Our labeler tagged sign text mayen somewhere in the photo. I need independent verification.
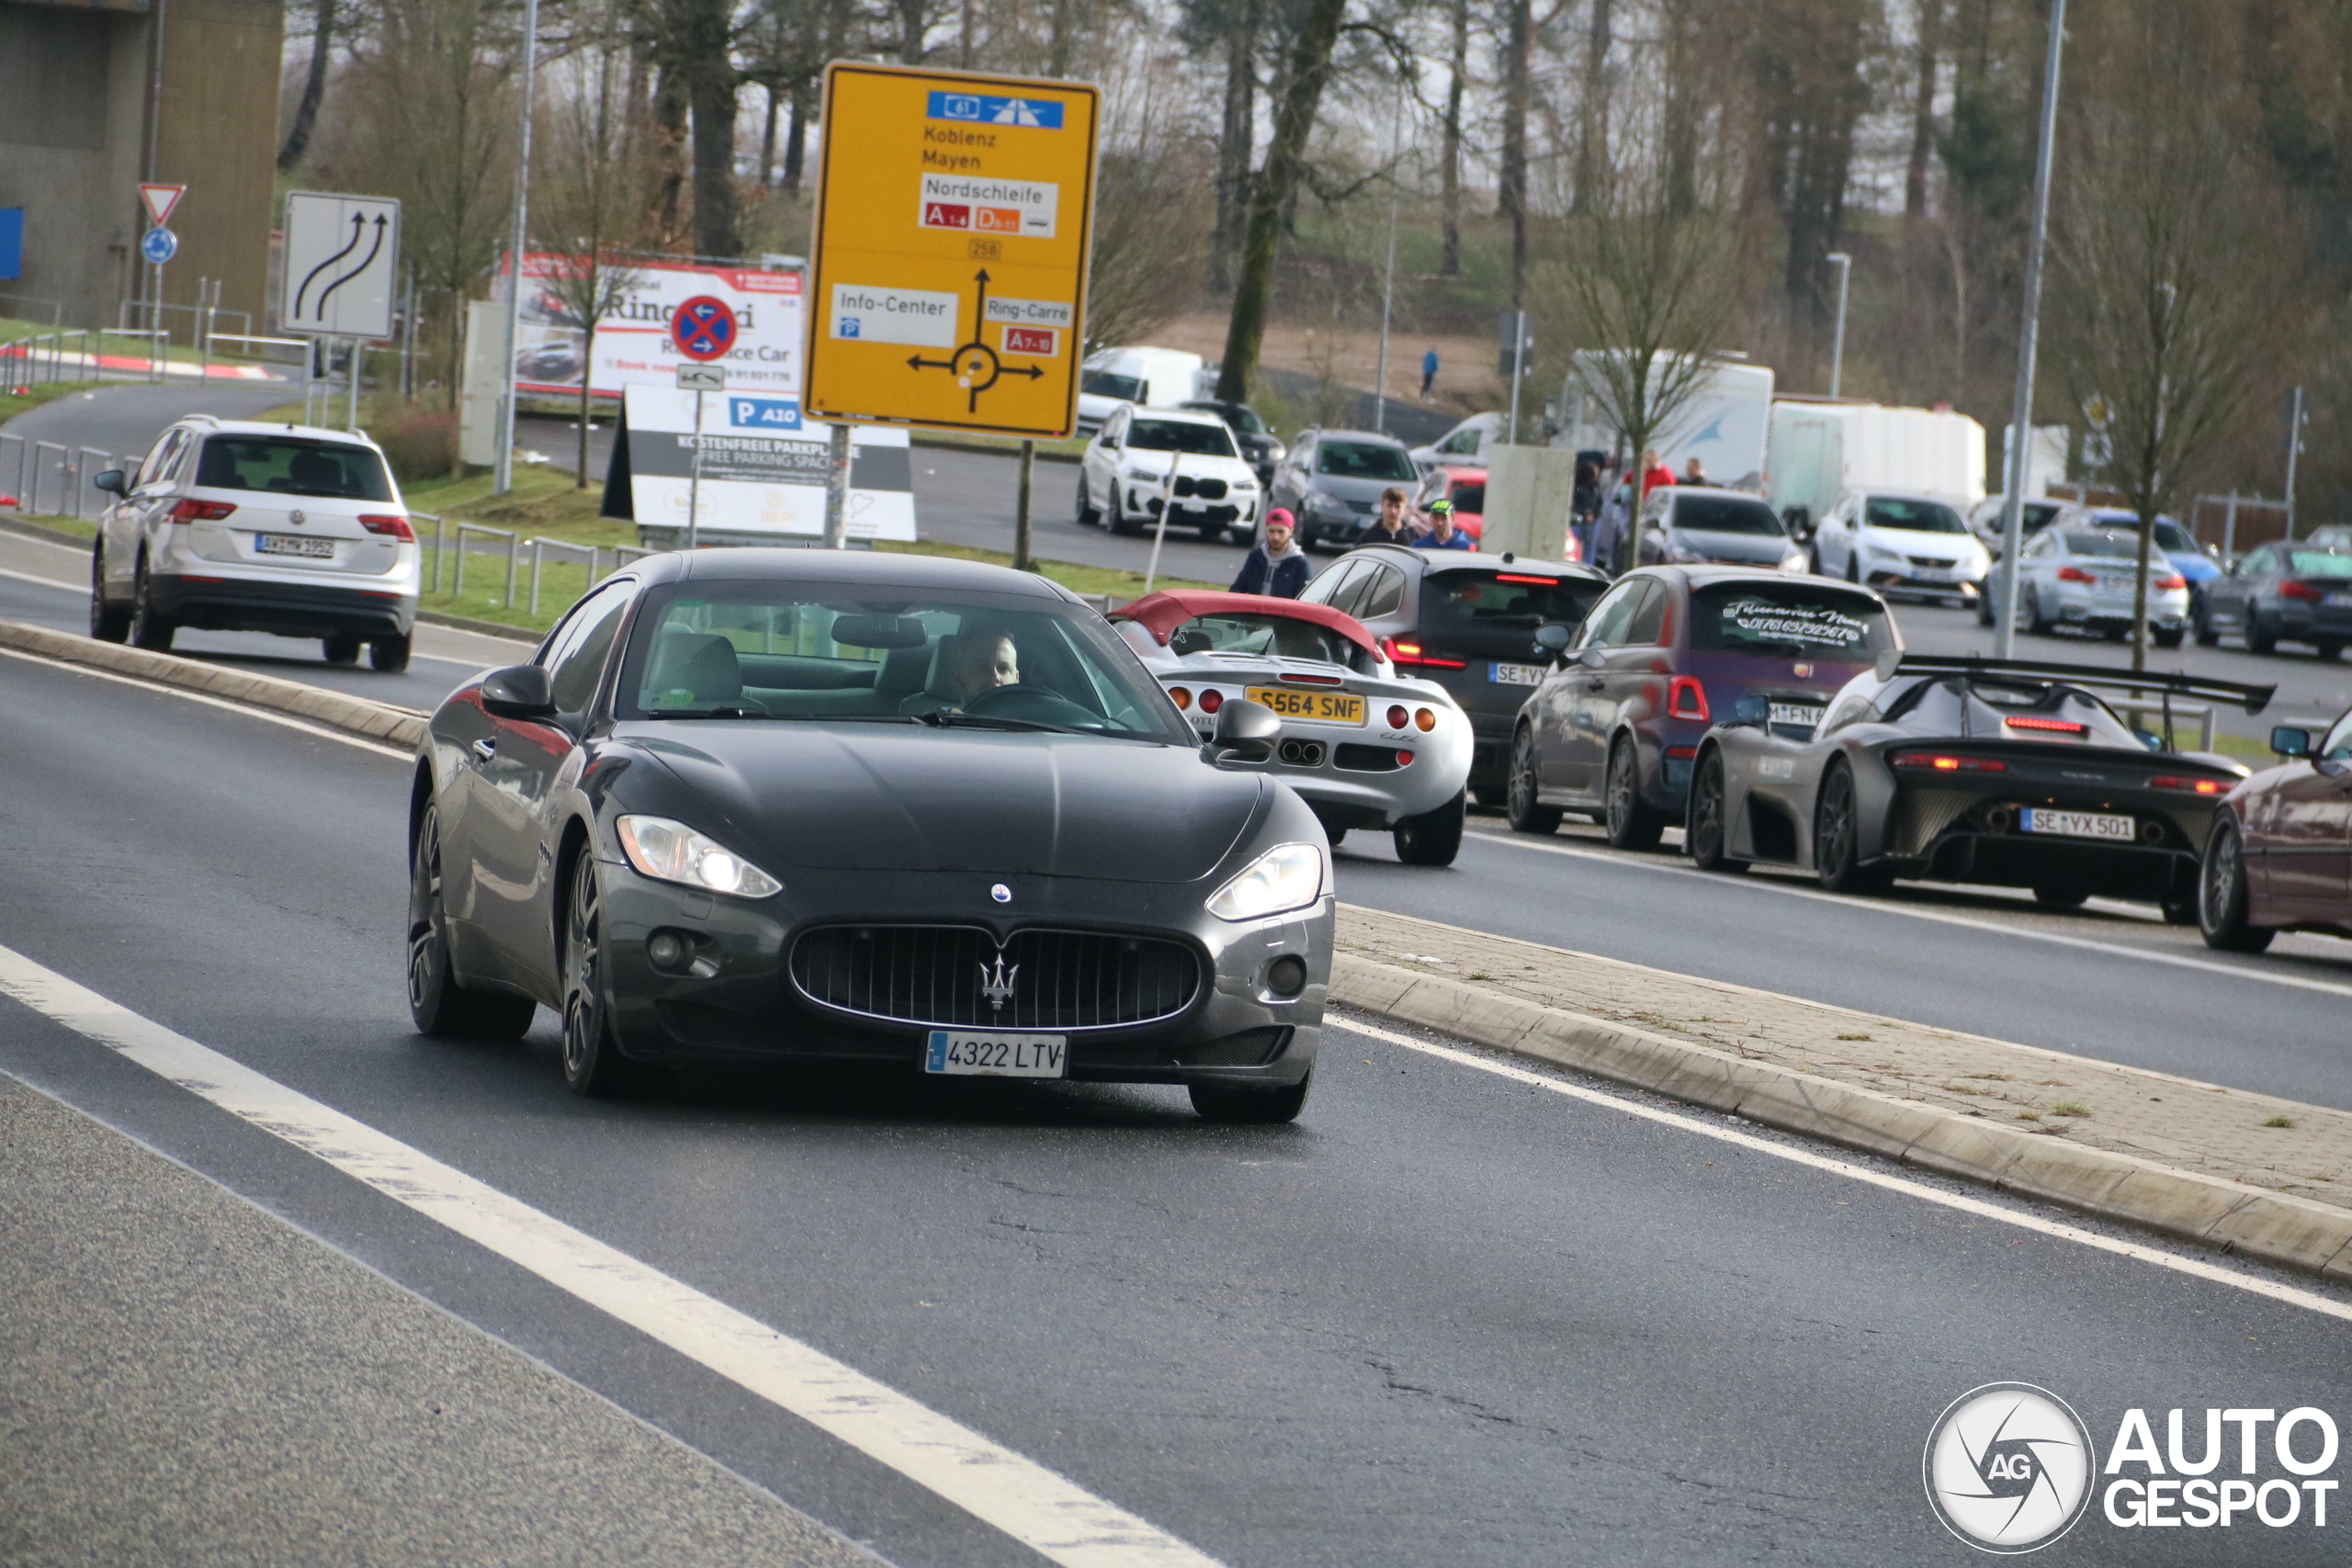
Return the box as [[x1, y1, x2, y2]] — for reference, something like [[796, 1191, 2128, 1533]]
[[804, 62, 1100, 439]]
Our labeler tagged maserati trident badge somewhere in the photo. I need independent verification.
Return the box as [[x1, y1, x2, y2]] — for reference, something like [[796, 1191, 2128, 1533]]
[[978, 953, 1019, 1012], [990, 883, 1012, 904]]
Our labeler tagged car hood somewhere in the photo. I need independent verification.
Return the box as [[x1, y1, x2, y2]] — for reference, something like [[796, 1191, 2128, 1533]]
[[1862, 526, 1983, 558], [620, 723, 1265, 882], [2167, 550, 2222, 582], [1675, 527, 1793, 564], [1115, 449, 1256, 480], [1307, 475, 1411, 504]]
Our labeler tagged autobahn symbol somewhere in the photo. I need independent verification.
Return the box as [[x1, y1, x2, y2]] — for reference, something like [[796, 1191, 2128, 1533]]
[[905, 270, 1046, 413], [671, 297, 739, 363], [279, 191, 401, 338]]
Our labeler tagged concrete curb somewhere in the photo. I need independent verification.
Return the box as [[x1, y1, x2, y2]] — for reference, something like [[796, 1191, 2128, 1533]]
[[1330, 951, 2352, 1283], [0, 619, 428, 751]]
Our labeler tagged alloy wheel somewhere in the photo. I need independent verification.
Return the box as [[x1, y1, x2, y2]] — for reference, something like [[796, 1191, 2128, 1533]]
[[561, 861, 605, 1084]]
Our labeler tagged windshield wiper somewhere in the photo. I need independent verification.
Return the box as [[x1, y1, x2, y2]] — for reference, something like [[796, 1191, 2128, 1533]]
[[913, 710, 1089, 736]]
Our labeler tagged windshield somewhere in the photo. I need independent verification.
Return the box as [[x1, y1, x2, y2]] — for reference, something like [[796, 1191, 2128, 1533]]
[[1864, 498, 1966, 535], [1693, 584, 1895, 656], [1676, 495, 1784, 536], [1418, 570, 1606, 632], [1317, 441, 1419, 481], [1188, 402, 1265, 434], [196, 436, 394, 501], [2151, 520, 2199, 553], [2289, 551, 2352, 579], [1166, 612, 1360, 667], [1128, 419, 1238, 457], [616, 582, 1192, 740], [1082, 370, 1142, 401], [1449, 481, 1486, 514], [2064, 530, 2141, 558]]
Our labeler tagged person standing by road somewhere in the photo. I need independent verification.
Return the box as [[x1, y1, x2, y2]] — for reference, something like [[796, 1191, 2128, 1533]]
[[1412, 499, 1474, 550], [1231, 509, 1312, 598], [1420, 347, 1439, 400], [1682, 457, 1709, 486], [1641, 448, 1677, 500], [1360, 487, 1417, 547], [1571, 458, 1601, 565]]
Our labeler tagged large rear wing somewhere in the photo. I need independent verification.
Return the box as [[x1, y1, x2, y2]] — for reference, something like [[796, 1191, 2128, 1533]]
[[1872, 652, 2274, 716]]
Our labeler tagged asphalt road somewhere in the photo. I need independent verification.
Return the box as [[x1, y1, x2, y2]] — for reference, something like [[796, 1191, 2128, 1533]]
[[4, 649, 2350, 1565]]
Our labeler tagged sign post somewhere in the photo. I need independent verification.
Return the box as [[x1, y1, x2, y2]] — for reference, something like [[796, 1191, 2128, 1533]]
[[671, 303, 737, 550], [805, 62, 1101, 547]]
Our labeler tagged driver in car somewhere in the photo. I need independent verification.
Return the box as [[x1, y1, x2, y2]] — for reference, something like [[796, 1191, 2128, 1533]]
[[900, 630, 1020, 716]]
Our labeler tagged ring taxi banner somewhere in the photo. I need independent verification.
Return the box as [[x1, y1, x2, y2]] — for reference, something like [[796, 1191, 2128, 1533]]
[[606, 385, 917, 542], [501, 254, 804, 400]]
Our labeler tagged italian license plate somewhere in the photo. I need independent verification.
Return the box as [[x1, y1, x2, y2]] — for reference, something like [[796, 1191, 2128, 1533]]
[[1768, 702, 1826, 729], [1246, 686, 1365, 724], [2019, 808, 2134, 842], [256, 533, 335, 559], [1490, 662, 1546, 686], [924, 1031, 1068, 1078]]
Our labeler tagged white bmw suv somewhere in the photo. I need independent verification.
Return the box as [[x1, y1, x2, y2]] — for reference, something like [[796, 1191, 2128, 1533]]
[[90, 416, 422, 671]]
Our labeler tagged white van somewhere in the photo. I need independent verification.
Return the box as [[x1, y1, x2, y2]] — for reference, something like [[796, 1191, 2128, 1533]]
[[1077, 347, 1205, 435], [1410, 412, 1506, 470]]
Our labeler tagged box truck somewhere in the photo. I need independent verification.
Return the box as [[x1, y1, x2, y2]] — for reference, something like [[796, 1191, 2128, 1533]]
[[1766, 400, 1987, 533], [1555, 354, 1776, 488]]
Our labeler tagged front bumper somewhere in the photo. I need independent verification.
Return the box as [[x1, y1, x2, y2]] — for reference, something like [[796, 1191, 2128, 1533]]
[[596, 861, 1330, 1087], [148, 571, 417, 638], [1863, 567, 1983, 599]]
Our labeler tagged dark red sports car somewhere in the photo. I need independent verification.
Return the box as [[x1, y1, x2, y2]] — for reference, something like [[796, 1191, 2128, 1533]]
[[2200, 705, 2352, 949]]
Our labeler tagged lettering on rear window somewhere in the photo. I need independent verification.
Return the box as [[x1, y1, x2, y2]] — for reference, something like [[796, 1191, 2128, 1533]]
[[1705, 594, 1882, 651]]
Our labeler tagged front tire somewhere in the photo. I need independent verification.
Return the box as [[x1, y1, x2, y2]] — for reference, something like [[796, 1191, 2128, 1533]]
[[1190, 1066, 1311, 1124], [1813, 761, 1890, 894], [1687, 748, 1747, 874], [408, 801, 537, 1039], [1603, 735, 1664, 852], [2199, 819, 2275, 953], [1393, 790, 1465, 866], [560, 856, 650, 1096], [89, 546, 130, 643], [1505, 727, 1562, 834], [128, 557, 174, 651]]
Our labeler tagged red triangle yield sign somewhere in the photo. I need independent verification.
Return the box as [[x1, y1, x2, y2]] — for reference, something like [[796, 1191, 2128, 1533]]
[[139, 184, 186, 228]]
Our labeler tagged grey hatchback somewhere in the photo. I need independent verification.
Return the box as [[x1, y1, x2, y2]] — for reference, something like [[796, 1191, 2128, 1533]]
[[1296, 545, 1608, 802], [1268, 429, 1424, 551]]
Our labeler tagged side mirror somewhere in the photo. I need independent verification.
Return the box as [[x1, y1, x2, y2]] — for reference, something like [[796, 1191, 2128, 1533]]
[[480, 663, 558, 720], [1532, 623, 1572, 659], [93, 468, 128, 496], [1575, 645, 1606, 670], [2272, 726, 2312, 759], [1204, 697, 1280, 764]]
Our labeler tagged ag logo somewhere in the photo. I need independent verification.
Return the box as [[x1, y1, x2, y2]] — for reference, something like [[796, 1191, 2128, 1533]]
[[1924, 1383, 2096, 1553]]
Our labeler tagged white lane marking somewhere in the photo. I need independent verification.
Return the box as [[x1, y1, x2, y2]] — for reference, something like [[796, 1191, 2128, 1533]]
[[0, 646, 415, 761], [0, 530, 92, 555], [1464, 829, 2352, 1000], [0, 564, 84, 592], [0, 942, 1225, 1568], [1329, 1012, 2352, 1325]]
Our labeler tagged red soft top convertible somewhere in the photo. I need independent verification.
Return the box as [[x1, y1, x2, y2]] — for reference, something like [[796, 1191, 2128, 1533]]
[[1108, 591, 1386, 666]]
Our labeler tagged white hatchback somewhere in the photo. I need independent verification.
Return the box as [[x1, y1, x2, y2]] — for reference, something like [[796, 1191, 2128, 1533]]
[[91, 416, 422, 671]]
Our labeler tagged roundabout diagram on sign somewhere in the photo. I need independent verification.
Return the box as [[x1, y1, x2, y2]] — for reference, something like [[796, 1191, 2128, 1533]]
[[905, 270, 1046, 413]]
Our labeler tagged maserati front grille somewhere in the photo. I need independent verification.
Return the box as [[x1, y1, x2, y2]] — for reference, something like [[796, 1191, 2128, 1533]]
[[788, 924, 1204, 1031]]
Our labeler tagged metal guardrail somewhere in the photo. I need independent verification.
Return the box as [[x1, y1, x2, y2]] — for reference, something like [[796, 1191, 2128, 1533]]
[[527, 537, 601, 615], [1, 434, 23, 505], [452, 523, 519, 607], [413, 512, 447, 594], [28, 441, 66, 515], [613, 546, 662, 567]]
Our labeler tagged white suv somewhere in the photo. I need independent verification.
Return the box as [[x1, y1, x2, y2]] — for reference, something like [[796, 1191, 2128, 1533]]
[[1076, 404, 1261, 543], [90, 416, 422, 671]]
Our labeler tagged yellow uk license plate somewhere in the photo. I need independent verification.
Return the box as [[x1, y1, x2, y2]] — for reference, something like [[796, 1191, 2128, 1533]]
[[1246, 686, 1366, 725]]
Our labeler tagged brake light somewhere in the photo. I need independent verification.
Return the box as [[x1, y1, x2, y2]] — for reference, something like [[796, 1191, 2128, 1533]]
[[2149, 774, 2225, 795], [358, 513, 415, 541], [1386, 704, 1409, 729], [1199, 688, 1224, 715], [2282, 581, 2325, 602], [1893, 753, 2007, 773], [1170, 687, 1192, 710], [1666, 675, 1709, 721], [2005, 716, 2087, 735], [2055, 566, 2097, 583], [167, 500, 236, 523], [2154, 572, 2186, 591], [1380, 637, 1468, 670], [1494, 573, 1559, 586]]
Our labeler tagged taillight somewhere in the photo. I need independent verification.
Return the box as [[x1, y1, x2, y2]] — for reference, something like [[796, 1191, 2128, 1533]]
[[358, 513, 415, 541], [1395, 750, 1415, 767], [1893, 752, 2007, 773], [1385, 704, 1409, 729], [1199, 688, 1224, 715], [1380, 637, 1468, 670], [1413, 707, 1436, 732], [1666, 675, 1709, 721], [1494, 573, 1559, 586], [2005, 716, 2086, 735], [2055, 566, 2097, 583], [2281, 581, 2325, 602], [167, 500, 236, 523], [2154, 572, 2186, 591], [1170, 686, 1192, 710], [2149, 774, 2226, 795]]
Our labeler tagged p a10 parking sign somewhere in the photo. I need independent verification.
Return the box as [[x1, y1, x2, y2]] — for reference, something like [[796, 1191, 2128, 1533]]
[[805, 62, 1099, 439]]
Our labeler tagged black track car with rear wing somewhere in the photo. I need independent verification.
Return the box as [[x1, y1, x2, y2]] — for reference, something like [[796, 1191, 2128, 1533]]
[[1684, 653, 2274, 920]]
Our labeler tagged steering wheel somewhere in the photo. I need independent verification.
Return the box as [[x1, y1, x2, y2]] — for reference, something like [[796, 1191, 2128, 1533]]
[[963, 682, 1106, 729]]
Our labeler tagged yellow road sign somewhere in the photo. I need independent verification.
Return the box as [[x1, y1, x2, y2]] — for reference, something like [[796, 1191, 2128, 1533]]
[[804, 62, 1100, 440]]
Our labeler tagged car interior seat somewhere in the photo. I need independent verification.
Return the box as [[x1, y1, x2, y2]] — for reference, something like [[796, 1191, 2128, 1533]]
[[644, 632, 744, 707]]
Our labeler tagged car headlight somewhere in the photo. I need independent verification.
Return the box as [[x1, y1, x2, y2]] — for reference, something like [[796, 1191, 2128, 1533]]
[[1234, 478, 1259, 491], [1207, 842, 1324, 921], [1780, 549, 1809, 572], [1125, 465, 1159, 482], [1667, 542, 1703, 563], [1864, 542, 1902, 563], [616, 814, 782, 898], [1307, 490, 1352, 517]]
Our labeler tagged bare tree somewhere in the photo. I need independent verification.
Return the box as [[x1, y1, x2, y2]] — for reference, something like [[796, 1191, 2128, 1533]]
[[2049, 14, 2312, 671], [279, 0, 342, 170]]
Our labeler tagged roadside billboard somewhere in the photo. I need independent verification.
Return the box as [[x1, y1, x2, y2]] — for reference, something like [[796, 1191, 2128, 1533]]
[[613, 384, 916, 542], [502, 254, 804, 400]]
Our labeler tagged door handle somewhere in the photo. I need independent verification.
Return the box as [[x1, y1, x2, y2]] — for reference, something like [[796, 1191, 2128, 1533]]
[[1585, 677, 1606, 692], [470, 738, 497, 763]]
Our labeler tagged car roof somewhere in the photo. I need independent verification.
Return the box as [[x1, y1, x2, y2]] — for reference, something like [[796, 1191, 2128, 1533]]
[[1664, 485, 1771, 503], [174, 414, 386, 450], [1310, 429, 1411, 447], [1343, 542, 1600, 581], [649, 546, 1073, 598], [1852, 489, 1964, 507], [1107, 590, 1384, 661], [1121, 407, 1230, 430]]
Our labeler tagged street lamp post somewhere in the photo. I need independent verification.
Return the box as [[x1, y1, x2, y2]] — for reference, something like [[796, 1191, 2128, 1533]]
[[492, 0, 542, 497], [1826, 252, 1852, 399], [1993, 0, 2067, 660]]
